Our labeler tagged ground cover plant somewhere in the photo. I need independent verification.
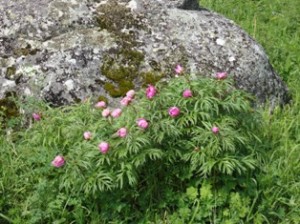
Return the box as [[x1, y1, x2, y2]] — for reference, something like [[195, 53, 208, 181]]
[[200, 0, 300, 223], [1, 0, 300, 223], [1, 72, 265, 223]]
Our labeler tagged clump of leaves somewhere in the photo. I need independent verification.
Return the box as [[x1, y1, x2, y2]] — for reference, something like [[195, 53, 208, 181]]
[[1, 74, 264, 223]]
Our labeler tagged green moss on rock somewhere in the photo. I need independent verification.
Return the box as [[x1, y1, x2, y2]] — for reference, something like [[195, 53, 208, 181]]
[[0, 93, 19, 129], [13, 44, 38, 57], [101, 48, 144, 80], [96, 0, 147, 98], [96, 0, 143, 36], [141, 71, 164, 86], [96, 0, 168, 98], [104, 80, 135, 98], [97, 95, 108, 103], [5, 66, 17, 80]]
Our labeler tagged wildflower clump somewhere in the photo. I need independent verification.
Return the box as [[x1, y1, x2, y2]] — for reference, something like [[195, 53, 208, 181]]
[[3, 71, 263, 223]]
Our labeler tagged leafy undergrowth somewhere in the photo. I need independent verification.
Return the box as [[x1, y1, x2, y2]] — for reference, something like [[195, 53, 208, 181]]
[[200, 0, 300, 223], [0, 74, 266, 223], [1, 72, 299, 223]]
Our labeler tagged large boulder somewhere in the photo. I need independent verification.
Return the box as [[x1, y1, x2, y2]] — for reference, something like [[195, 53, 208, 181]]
[[0, 0, 290, 107]]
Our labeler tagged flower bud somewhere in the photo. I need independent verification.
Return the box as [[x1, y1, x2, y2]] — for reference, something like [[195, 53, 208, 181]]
[[98, 142, 109, 154], [216, 72, 228, 80], [137, 118, 149, 129], [51, 155, 65, 168], [126, 90, 135, 98], [175, 64, 183, 74], [183, 89, 193, 98], [117, 127, 128, 138], [95, 101, 106, 108], [111, 108, 122, 118], [168, 107, 180, 117], [102, 108, 110, 117], [83, 131, 92, 140], [212, 126, 219, 134], [146, 85, 157, 99], [120, 96, 132, 106], [32, 113, 41, 121]]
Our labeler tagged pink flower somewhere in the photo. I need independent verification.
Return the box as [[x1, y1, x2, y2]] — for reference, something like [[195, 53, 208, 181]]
[[212, 126, 219, 134], [137, 118, 149, 129], [168, 107, 180, 117], [146, 84, 157, 99], [117, 127, 128, 138], [183, 89, 193, 98], [126, 90, 135, 98], [83, 131, 92, 140], [120, 96, 132, 106], [111, 108, 122, 118], [102, 108, 110, 117], [32, 113, 41, 121], [216, 72, 228, 80], [51, 155, 65, 168], [175, 64, 184, 74], [98, 142, 109, 154], [95, 101, 106, 108]]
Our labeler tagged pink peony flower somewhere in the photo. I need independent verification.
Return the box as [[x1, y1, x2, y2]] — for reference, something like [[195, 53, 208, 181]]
[[32, 113, 41, 121], [183, 89, 193, 98], [98, 142, 109, 154], [137, 118, 149, 129], [120, 96, 132, 106], [212, 126, 219, 134], [83, 131, 92, 140], [216, 72, 228, 80], [111, 108, 122, 118], [146, 84, 157, 99], [126, 90, 135, 98], [168, 107, 180, 117], [117, 127, 128, 138], [51, 155, 65, 168], [175, 64, 184, 74], [95, 101, 106, 109], [102, 108, 110, 117]]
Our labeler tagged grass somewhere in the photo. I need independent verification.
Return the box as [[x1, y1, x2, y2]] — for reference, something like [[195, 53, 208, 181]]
[[200, 0, 300, 222], [200, 0, 300, 82]]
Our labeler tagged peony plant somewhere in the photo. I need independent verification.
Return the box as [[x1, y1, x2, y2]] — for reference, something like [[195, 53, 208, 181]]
[[2, 70, 263, 223]]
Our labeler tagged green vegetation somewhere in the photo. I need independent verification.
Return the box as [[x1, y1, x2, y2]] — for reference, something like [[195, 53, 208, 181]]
[[200, 0, 300, 222], [0, 75, 266, 223], [0, 0, 299, 223], [201, 0, 300, 82]]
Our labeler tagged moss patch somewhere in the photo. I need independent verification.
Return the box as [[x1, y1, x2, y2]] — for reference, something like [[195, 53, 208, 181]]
[[141, 71, 164, 86], [96, 0, 144, 39], [5, 66, 17, 80], [104, 80, 134, 98], [101, 48, 144, 97], [97, 95, 108, 104], [101, 49, 144, 82], [97, 0, 161, 97], [0, 92, 19, 130], [13, 44, 38, 57], [96, 0, 177, 97]]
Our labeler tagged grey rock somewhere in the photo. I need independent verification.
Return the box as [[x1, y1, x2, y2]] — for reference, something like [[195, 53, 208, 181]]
[[0, 0, 290, 107]]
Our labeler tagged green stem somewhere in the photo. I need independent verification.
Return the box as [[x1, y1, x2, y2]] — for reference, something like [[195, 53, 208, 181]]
[[189, 199, 200, 224], [0, 213, 13, 223]]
